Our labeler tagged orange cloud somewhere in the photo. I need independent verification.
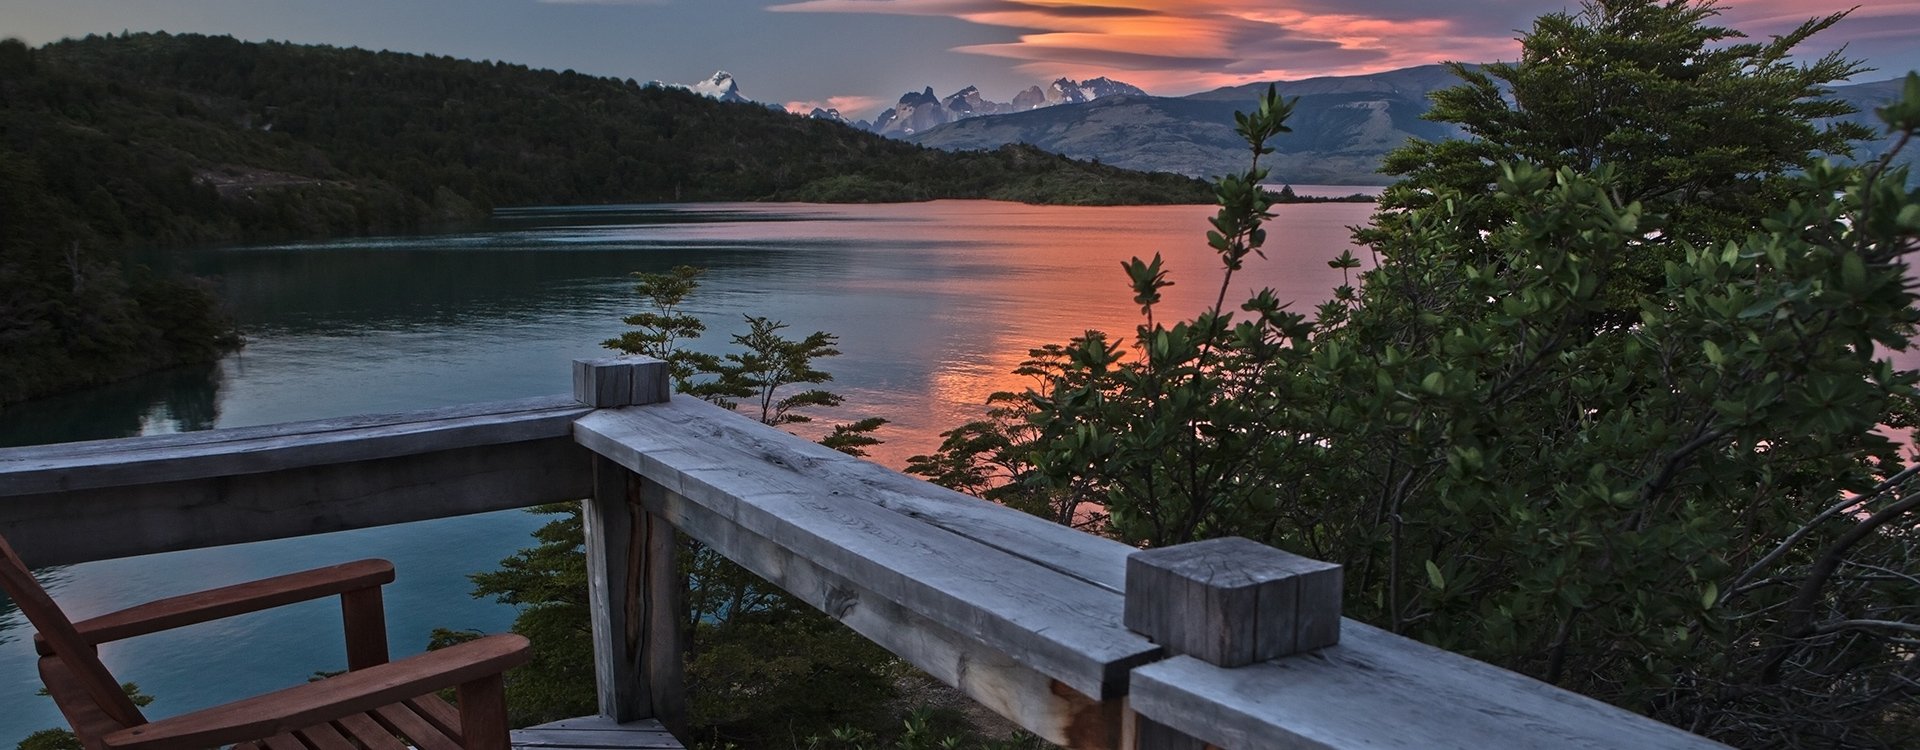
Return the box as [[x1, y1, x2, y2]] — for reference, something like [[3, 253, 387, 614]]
[[769, 0, 1892, 93]]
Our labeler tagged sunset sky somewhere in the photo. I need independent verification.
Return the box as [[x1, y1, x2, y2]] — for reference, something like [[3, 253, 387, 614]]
[[6, 0, 1917, 119]]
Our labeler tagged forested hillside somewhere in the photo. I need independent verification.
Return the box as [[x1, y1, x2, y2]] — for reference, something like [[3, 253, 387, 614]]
[[11, 31, 1207, 232], [0, 32, 1208, 404]]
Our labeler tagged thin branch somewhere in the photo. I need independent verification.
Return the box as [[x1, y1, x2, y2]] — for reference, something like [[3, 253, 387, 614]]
[[1727, 463, 1920, 599]]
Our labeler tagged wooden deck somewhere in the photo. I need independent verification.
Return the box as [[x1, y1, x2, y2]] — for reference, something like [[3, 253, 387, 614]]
[[512, 716, 683, 750], [0, 357, 1735, 749]]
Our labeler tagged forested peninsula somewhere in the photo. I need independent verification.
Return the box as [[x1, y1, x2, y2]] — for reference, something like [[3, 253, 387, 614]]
[[0, 32, 1210, 405]]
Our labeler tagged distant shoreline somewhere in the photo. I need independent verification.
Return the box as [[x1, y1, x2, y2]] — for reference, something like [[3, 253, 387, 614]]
[[1267, 183, 1382, 203], [1265, 183, 1386, 197]]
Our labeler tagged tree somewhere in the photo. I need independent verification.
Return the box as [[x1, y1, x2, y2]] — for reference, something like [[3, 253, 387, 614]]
[[600, 265, 717, 389], [473, 267, 897, 743], [602, 267, 887, 454], [909, 86, 1325, 543], [1305, 150, 1919, 746], [914, 3, 1920, 745], [1362, 0, 1870, 317], [1300, 8, 1919, 743]]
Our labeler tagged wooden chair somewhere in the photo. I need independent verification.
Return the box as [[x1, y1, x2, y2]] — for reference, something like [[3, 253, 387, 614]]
[[0, 532, 530, 750]]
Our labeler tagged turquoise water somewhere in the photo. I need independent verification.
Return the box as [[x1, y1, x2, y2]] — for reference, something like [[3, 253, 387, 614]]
[[0, 200, 1372, 739]]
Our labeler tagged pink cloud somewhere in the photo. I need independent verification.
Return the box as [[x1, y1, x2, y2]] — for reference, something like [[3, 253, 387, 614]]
[[784, 94, 885, 115], [769, 0, 1896, 93]]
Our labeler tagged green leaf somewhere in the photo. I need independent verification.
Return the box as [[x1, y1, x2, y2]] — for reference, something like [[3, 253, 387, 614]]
[[1841, 252, 1866, 292], [1425, 560, 1446, 591]]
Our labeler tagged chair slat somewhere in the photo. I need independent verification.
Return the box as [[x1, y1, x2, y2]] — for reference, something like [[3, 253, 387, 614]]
[[338, 713, 410, 750], [372, 703, 461, 750], [297, 721, 360, 750], [261, 731, 307, 750], [405, 695, 463, 741]]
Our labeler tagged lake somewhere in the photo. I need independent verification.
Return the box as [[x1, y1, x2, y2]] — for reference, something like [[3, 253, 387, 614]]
[[0, 198, 1374, 740]]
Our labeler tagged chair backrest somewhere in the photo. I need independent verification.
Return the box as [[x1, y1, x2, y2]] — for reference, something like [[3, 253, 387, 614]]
[[0, 532, 147, 727]]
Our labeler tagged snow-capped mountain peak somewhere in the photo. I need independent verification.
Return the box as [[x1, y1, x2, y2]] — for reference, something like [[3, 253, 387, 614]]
[[865, 76, 1146, 136], [649, 70, 754, 104], [1048, 77, 1089, 105], [691, 71, 746, 103], [1079, 76, 1147, 99]]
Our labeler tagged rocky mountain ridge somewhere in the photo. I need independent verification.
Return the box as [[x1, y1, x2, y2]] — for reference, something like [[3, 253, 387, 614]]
[[647, 65, 1911, 185], [866, 76, 1148, 136], [906, 64, 1912, 185]]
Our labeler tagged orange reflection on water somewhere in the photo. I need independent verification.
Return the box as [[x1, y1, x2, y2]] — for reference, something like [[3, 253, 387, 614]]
[[774, 200, 1379, 469]]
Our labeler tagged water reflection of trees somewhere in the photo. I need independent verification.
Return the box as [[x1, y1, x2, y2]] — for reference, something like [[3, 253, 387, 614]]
[[0, 362, 223, 448], [0, 566, 68, 645]]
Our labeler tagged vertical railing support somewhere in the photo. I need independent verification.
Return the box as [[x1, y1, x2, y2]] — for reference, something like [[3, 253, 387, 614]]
[[1121, 536, 1342, 749], [340, 586, 390, 670], [578, 356, 685, 733], [574, 355, 672, 408]]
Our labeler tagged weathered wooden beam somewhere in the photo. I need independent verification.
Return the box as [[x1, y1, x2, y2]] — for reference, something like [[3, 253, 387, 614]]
[[1128, 621, 1732, 750], [509, 716, 683, 750], [586, 454, 646, 723], [578, 356, 683, 734], [0, 437, 593, 567], [1121, 708, 1206, 750], [584, 458, 686, 733], [0, 395, 589, 496], [643, 483, 1122, 748], [635, 488, 685, 737], [574, 398, 1162, 702], [574, 385, 1132, 591]]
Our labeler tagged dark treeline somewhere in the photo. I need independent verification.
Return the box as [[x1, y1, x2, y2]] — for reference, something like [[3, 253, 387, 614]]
[[0, 149, 237, 406], [14, 31, 1210, 233], [0, 32, 1210, 404]]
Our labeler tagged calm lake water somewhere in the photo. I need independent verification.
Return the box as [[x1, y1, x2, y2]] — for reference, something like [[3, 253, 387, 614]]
[[0, 198, 1373, 740]]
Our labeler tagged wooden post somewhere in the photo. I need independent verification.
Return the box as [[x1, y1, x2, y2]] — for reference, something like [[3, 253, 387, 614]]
[[578, 356, 685, 732], [573, 355, 671, 408], [1122, 537, 1342, 749], [635, 477, 687, 734], [340, 587, 390, 670], [457, 672, 512, 750]]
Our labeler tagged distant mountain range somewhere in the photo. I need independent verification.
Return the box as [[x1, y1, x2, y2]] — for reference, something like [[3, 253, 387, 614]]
[[669, 68, 1443, 183], [903, 64, 1914, 185], [652, 65, 1912, 185], [1817, 76, 1920, 174], [865, 77, 1148, 136], [659, 71, 1149, 136]]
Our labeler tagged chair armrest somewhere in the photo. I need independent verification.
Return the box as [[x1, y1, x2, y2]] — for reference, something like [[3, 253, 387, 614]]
[[98, 633, 529, 750], [35, 559, 394, 656]]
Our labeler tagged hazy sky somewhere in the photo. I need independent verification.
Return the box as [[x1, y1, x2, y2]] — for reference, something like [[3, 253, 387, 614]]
[[5, 0, 1916, 119]]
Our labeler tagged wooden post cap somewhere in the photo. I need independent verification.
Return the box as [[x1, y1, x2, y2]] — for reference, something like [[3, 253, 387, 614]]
[[1124, 536, 1342, 667], [573, 356, 671, 407]]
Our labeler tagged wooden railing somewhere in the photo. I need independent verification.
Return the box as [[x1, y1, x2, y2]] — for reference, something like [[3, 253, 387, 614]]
[[0, 356, 1729, 749]]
